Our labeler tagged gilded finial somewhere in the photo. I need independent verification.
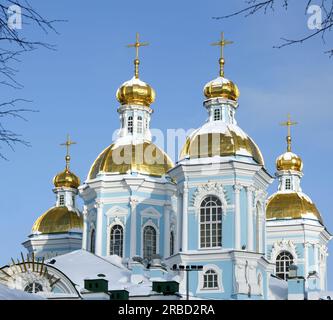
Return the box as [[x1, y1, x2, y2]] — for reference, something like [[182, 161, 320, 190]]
[[60, 134, 77, 170], [280, 114, 298, 152], [211, 32, 234, 77], [126, 33, 149, 79]]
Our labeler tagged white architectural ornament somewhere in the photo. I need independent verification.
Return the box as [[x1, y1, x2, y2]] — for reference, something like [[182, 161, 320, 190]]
[[269, 239, 298, 262], [191, 182, 229, 214]]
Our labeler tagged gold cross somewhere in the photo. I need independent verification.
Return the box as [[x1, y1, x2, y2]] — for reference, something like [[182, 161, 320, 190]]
[[280, 114, 297, 152], [60, 134, 76, 169], [211, 32, 234, 77], [126, 33, 149, 78]]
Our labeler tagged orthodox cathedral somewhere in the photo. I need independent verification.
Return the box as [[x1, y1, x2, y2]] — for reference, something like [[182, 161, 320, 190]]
[[0, 33, 331, 300]]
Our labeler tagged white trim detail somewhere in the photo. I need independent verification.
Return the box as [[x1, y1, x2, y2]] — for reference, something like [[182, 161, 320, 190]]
[[196, 264, 224, 294], [141, 206, 162, 221], [269, 239, 298, 263], [106, 219, 125, 258], [191, 182, 228, 216], [141, 220, 160, 258]]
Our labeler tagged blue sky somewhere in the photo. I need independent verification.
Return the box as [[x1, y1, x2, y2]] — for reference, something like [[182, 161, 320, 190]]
[[0, 1, 332, 289]]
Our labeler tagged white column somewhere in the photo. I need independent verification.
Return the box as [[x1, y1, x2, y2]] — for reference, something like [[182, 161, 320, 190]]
[[247, 186, 254, 251], [234, 185, 242, 250], [176, 191, 182, 253], [314, 244, 319, 272], [182, 184, 188, 252], [304, 242, 309, 279], [164, 204, 171, 257], [82, 205, 88, 250], [130, 198, 138, 257], [95, 200, 104, 256]]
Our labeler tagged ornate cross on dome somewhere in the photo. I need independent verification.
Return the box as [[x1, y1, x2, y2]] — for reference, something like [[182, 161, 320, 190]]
[[60, 134, 76, 170], [211, 32, 234, 77], [127, 33, 149, 78], [280, 114, 298, 152]]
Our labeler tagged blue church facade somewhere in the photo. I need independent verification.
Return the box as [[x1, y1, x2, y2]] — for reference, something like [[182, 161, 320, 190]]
[[18, 34, 331, 300]]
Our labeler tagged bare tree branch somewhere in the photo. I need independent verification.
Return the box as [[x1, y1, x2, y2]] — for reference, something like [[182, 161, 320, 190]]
[[213, 0, 333, 57], [0, 0, 62, 159]]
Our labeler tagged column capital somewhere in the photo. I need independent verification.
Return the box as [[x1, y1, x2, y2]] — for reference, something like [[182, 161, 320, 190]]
[[234, 184, 243, 193], [94, 199, 104, 209], [246, 185, 256, 193], [129, 197, 139, 209]]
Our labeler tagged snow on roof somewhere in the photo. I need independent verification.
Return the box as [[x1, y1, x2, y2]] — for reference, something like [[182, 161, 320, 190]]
[[269, 276, 287, 300], [45, 250, 156, 296], [0, 284, 44, 300]]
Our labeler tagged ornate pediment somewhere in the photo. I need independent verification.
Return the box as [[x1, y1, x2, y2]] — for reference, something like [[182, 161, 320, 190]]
[[191, 182, 229, 212]]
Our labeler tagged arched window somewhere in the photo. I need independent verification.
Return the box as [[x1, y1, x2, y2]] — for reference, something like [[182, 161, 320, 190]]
[[276, 251, 294, 280], [200, 196, 222, 248], [170, 231, 174, 256], [137, 116, 143, 134], [90, 229, 96, 254], [110, 225, 123, 257], [59, 195, 65, 206], [203, 269, 218, 289], [143, 225, 156, 260], [214, 108, 221, 121], [128, 116, 133, 134], [24, 282, 43, 294]]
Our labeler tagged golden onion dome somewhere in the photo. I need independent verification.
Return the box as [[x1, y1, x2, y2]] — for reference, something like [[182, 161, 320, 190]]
[[266, 192, 323, 224], [180, 122, 264, 165], [116, 76, 156, 107], [276, 151, 303, 172], [203, 76, 240, 101], [88, 141, 174, 179], [53, 166, 80, 189], [32, 206, 83, 234]]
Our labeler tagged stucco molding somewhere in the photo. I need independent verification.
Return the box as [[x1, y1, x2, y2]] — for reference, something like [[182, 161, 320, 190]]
[[269, 239, 299, 263], [190, 182, 229, 216]]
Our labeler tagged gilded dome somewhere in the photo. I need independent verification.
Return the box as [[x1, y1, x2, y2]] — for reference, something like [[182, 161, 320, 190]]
[[116, 76, 155, 107], [88, 141, 174, 179], [32, 206, 83, 234], [204, 76, 240, 101], [53, 168, 80, 189], [266, 192, 323, 224], [180, 122, 264, 165], [276, 151, 303, 172]]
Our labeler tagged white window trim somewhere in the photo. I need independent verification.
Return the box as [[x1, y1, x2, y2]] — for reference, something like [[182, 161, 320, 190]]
[[107, 219, 125, 258], [141, 220, 160, 258], [88, 224, 96, 253], [196, 264, 224, 294]]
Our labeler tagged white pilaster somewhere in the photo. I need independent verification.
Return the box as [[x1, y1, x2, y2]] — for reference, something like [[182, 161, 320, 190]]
[[130, 197, 138, 257], [95, 200, 104, 256], [82, 205, 88, 250], [304, 242, 309, 279], [247, 186, 254, 251], [164, 204, 171, 257], [234, 184, 242, 250], [182, 184, 189, 252], [177, 190, 183, 252]]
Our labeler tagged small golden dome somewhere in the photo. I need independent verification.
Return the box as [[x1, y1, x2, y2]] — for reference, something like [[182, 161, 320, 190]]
[[276, 151, 303, 172], [88, 141, 174, 179], [266, 192, 323, 224], [53, 169, 80, 189], [204, 76, 240, 101], [180, 123, 264, 165], [116, 77, 156, 107], [32, 207, 83, 234]]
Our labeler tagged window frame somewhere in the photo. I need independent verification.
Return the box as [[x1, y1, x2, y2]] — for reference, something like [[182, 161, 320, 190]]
[[109, 224, 124, 257], [143, 225, 157, 260], [276, 251, 294, 280], [199, 196, 223, 249]]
